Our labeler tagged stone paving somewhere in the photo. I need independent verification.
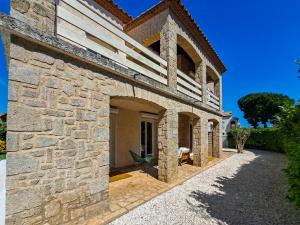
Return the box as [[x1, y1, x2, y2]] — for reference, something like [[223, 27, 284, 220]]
[[87, 152, 234, 225]]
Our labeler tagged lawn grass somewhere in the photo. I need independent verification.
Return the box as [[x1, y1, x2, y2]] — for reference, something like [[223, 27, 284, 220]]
[[0, 153, 6, 161]]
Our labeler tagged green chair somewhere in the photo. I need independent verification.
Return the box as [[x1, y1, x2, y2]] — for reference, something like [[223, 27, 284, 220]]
[[129, 151, 157, 175]]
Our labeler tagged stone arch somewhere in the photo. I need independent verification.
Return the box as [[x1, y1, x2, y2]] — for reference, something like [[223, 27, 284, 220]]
[[178, 111, 204, 167], [177, 34, 202, 65], [109, 96, 179, 182]]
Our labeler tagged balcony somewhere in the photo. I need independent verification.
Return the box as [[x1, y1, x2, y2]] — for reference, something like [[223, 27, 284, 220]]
[[207, 89, 220, 110], [56, 0, 220, 111]]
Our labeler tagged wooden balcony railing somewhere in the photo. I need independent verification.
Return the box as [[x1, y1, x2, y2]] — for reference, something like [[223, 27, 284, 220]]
[[176, 69, 202, 101], [56, 0, 168, 85], [207, 89, 220, 110]]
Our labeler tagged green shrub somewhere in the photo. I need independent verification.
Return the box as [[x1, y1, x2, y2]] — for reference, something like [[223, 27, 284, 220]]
[[246, 128, 284, 152], [0, 140, 5, 153], [228, 128, 284, 152], [0, 121, 6, 141], [280, 105, 300, 207]]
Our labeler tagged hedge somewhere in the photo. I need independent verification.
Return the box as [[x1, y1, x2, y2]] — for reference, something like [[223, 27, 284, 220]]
[[228, 128, 284, 152], [280, 106, 300, 207]]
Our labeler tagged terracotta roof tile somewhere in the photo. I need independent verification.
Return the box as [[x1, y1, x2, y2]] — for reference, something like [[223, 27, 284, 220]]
[[94, 0, 132, 24]]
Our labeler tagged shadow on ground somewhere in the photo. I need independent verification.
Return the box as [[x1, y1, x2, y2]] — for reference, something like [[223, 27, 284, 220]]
[[187, 150, 300, 225]]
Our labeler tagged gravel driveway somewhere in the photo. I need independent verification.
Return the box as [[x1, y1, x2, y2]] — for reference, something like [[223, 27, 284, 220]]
[[109, 150, 300, 225]]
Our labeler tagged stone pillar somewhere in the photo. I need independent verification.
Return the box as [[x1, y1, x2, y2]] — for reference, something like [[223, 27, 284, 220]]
[[200, 118, 209, 166], [10, 0, 56, 35], [192, 118, 202, 167], [158, 109, 178, 182], [200, 62, 207, 104], [212, 121, 222, 158], [160, 14, 177, 92], [6, 38, 110, 225]]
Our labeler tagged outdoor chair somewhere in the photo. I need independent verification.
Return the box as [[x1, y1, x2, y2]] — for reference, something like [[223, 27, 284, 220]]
[[129, 150, 157, 175]]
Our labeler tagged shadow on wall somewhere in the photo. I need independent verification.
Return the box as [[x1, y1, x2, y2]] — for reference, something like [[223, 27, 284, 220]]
[[186, 150, 300, 225]]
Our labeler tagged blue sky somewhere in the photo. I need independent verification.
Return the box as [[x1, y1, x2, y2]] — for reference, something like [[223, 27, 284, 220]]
[[0, 0, 300, 126]]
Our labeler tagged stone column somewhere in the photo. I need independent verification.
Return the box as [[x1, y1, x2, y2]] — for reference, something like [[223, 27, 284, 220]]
[[200, 62, 207, 104], [192, 118, 202, 167], [200, 118, 209, 166], [212, 121, 222, 158], [158, 109, 178, 182], [160, 14, 177, 93], [10, 0, 56, 35]]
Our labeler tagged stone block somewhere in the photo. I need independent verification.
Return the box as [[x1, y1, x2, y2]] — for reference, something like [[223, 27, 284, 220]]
[[60, 138, 76, 150], [93, 126, 109, 142], [36, 136, 58, 148], [10, 62, 40, 86], [71, 98, 85, 107], [45, 200, 61, 218], [83, 112, 96, 121], [53, 119, 64, 136], [6, 132, 19, 152], [8, 82, 18, 101], [46, 78, 60, 89], [75, 159, 91, 169], [74, 131, 88, 139], [8, 104, 43, 132], [6, 189, 42, 215], [56, 158, 73, 169], [7, 154, 38, 175], [11, 0, 30, 14], [32, 52, 55, 65]]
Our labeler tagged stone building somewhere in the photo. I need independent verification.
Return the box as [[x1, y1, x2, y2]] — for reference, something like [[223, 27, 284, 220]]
[[1, 0, 226, 224]]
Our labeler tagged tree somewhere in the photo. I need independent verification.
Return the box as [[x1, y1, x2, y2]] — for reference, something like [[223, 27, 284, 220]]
[[231, 128, 251, 153], [238, 93, 294, 128], [296, 59, 300, 78], [0, 121, 6, 141]]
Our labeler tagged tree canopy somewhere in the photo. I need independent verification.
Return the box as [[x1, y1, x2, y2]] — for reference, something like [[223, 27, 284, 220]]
[[238, 93, 294, 128]]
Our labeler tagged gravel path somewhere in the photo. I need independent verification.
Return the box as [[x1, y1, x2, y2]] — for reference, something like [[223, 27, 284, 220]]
[[109, 150, 300, 225]]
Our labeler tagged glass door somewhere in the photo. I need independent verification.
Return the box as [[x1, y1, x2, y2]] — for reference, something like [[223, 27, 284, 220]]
[[140, 120, 154, 158]]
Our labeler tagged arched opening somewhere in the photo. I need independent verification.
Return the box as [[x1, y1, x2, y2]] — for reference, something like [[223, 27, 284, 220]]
[[206, 66, 220, 96], [110, 96, 165, 169], [177, 35, 201, 79], [178, 112, 203, 167]]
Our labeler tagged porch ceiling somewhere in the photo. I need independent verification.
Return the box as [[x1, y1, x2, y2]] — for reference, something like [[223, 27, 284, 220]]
[[110, 97, 164, 114]]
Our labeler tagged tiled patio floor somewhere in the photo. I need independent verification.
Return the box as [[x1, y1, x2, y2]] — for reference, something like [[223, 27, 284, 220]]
[[87, 152, 234, 225]]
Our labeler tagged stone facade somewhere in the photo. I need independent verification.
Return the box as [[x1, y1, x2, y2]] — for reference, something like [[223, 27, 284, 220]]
[[2, 0, 226, 224]]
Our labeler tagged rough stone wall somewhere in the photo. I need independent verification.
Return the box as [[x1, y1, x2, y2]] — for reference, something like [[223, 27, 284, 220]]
[[11, 0, 56, 34], [6, 37, 110, 225]]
